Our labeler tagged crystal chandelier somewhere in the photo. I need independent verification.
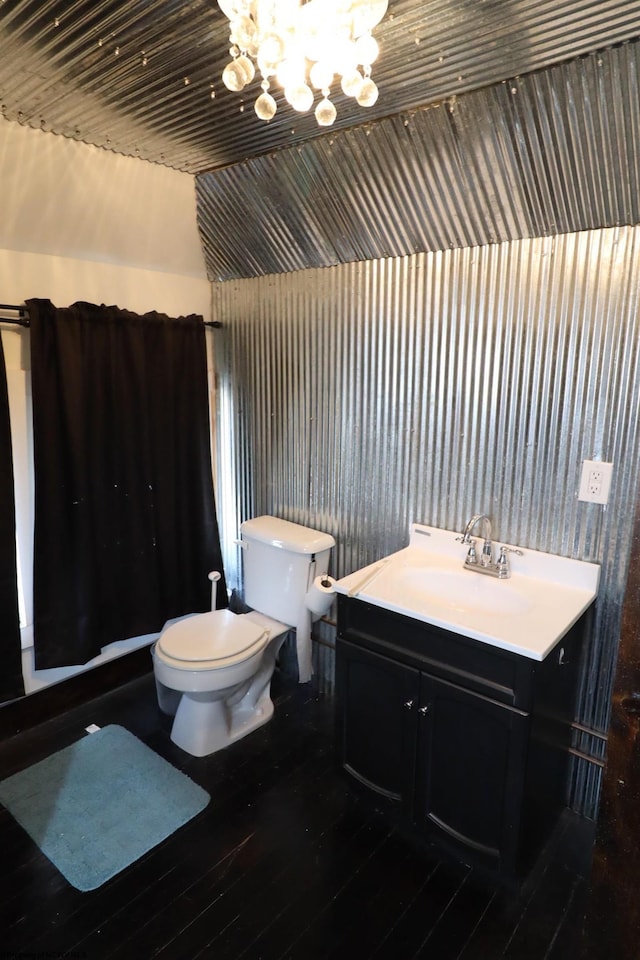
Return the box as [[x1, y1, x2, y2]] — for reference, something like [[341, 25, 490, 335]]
[[217, 0, 388, 126]]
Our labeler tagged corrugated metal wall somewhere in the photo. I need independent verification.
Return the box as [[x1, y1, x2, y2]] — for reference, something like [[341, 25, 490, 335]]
[[197, 41, 640, 280], [212, 227, 640, 817]]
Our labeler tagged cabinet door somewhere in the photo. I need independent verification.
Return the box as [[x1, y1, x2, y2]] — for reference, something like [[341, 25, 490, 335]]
[[415, 674, 529, 871], [336, 640, 419, 812]]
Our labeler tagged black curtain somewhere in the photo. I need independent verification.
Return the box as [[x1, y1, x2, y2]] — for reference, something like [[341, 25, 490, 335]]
[[28, 299, 227, 669], [0, 335, 25, 701]]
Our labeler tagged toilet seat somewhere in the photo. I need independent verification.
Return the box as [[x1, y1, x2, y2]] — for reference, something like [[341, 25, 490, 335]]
[[156, 609, 269, 671]]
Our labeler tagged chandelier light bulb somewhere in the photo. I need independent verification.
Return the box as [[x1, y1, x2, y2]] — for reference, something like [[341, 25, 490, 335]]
[[356, 76, 379, 107], [236, 54, 255, 85], [286, 83, 314, 112], [354, 33, 379, 66], [257, 32, 286, 76], [315, 96, 337, 126], [231, 14, 256, 50], [309, 61, 334, 91], [255, 90, 277, 120], [351, 0, 389, 36], [217, 0, 387, 126], [277, 57, 305, 90], [217, 0, 244, 19], [299, 0, 343, 63], [222, 59, 249, 92], [341, 68, 364, 98]]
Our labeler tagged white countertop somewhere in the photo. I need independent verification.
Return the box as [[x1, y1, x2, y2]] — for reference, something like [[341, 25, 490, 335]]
[[334, 523, 600, 661]]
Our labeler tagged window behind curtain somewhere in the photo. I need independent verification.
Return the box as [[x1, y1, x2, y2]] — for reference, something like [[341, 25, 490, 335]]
[[0, 331, 25, 700], [28, 299, 227, 670]]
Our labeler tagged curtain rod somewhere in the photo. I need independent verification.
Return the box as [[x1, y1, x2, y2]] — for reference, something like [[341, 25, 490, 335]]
[[0, 303, 223, 329], [0, 303, 29, 327]]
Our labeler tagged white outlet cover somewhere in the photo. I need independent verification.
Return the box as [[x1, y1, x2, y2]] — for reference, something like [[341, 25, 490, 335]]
[[578, 460, 613, 504]]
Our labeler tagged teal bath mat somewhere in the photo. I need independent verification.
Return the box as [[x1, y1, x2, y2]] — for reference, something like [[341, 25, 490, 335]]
[[0, 724, 210, 891]]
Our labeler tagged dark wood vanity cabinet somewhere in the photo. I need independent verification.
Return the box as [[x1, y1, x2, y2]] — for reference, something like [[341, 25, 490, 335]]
[[336, 594, 588, 880]]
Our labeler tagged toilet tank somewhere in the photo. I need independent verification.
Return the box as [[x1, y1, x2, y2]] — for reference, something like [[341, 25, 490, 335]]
[[240, 516, 335, 626]]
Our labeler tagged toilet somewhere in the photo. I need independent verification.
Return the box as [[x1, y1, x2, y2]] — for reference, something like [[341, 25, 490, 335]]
[[151, 515, 335, 757]]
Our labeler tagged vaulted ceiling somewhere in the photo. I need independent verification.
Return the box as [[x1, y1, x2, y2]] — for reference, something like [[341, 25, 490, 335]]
[[1, 0, 639, 174], [2, 1, 640, 279]]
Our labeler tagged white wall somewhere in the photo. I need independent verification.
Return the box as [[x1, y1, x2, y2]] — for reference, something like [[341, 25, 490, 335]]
[[0, 114, 211, 327], [0, 116, 209, 282], [0, 116, 214, 695], [0, 249, 211, 318]]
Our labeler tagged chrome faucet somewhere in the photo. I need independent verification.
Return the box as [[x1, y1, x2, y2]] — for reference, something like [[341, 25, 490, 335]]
[[461, 514, 493, 565], [459, 514, 512, 579]]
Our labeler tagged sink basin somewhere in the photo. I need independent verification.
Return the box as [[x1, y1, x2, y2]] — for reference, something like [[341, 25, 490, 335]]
[[391, 565, 532, 616], [334, 523, 600, 661]]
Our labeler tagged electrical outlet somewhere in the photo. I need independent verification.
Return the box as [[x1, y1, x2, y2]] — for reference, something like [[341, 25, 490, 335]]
[[578, 460, 613, 504]]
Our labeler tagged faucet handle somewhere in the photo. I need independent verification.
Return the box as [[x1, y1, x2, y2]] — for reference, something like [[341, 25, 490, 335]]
[[496, 546, 510, 578], [496, 545, 524, 579], [499, 545, 524, 557]]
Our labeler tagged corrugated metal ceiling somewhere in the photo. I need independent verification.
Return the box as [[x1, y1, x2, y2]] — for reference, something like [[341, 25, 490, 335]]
[[197, 41, 640, 279], [1, 1, 640, 174]]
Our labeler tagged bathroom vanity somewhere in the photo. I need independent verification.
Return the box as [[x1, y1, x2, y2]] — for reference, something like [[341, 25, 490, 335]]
[[334, 523, 599, 881]]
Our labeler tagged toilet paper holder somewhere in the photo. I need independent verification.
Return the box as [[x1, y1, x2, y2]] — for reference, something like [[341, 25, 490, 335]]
[[305, 574, 337, 618]]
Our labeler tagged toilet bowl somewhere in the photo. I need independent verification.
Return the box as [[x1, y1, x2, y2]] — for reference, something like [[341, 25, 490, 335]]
[[152, 608, 289, 757], [151, 515, 336, 758]]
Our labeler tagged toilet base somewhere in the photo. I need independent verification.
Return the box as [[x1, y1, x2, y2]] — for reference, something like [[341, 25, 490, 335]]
[[155, 624, 287, 757], [170, 686, 275, 757]]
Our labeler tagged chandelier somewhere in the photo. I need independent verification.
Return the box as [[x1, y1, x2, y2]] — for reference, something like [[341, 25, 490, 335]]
[[217, 1, 388, 126]]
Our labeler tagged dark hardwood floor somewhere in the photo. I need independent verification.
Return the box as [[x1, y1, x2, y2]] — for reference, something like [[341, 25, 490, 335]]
[[0, 668, 594, 959]]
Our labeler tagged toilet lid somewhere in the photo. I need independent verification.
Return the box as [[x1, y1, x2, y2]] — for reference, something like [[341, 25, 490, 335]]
[[157, 609, 267, 663]]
